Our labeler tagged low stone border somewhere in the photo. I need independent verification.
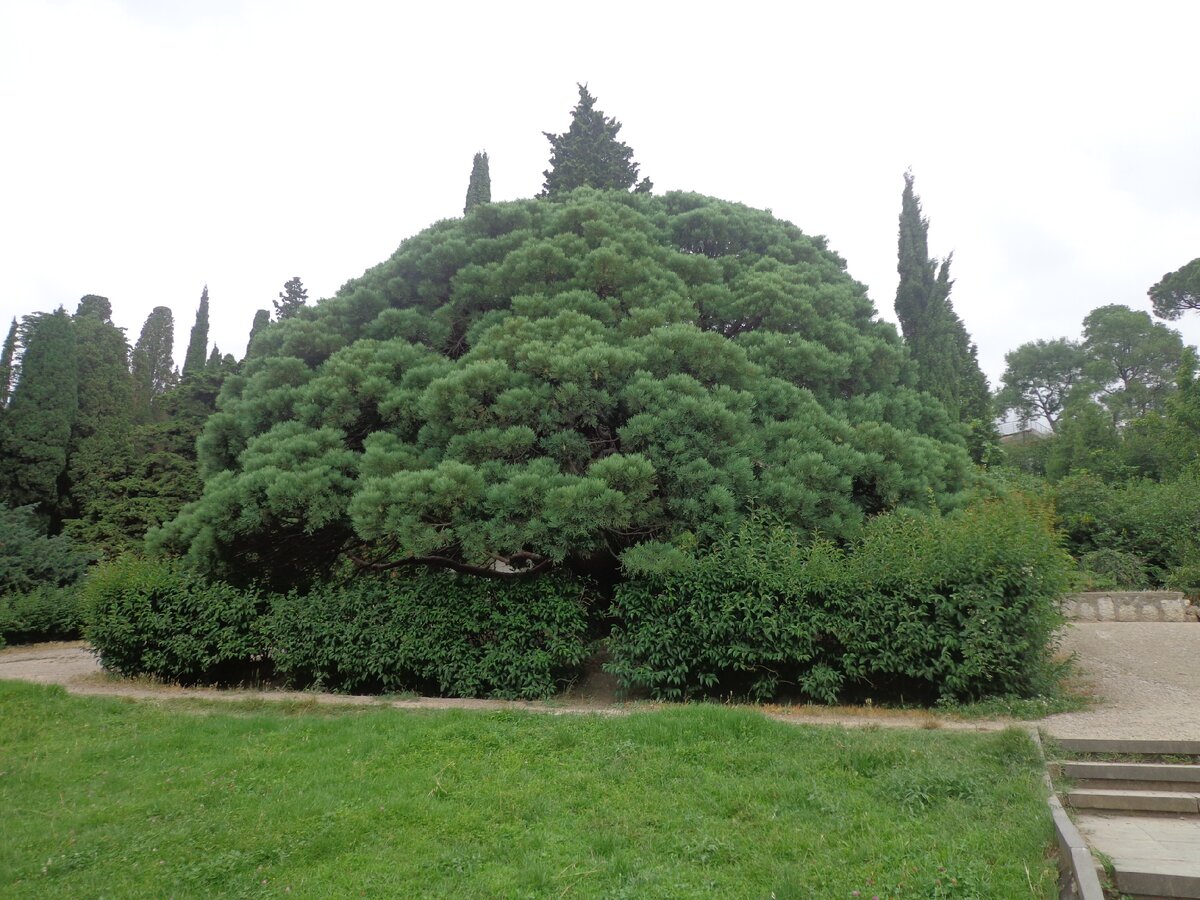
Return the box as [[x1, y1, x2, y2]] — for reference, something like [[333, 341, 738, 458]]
[[1030, 730, 1106, 900], [1061, 590, 1196, 623]]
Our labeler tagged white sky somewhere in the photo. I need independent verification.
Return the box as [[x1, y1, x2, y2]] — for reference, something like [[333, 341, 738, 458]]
[[2, 0, 1198, 384]]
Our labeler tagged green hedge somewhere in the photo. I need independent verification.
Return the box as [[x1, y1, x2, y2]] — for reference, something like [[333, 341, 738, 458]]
[[607, 497, 1071, 703], [271, 572, 591, 699], [0, 585, 85, 646], [83, 556, 270, 683]]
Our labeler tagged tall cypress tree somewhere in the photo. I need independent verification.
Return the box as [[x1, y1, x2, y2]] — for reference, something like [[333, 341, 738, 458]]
[[70, 296, 132, 440], [0, 317, 17, 409], [894, 171, 994, 461], [247, 309, 271, 356], [0, 308, 79, 520], [182, 286, 210, 378], [63, 296, 135, 530], [540, 84, 652, 197], [131, 306, 177, 422], [464, 151, 491, 214]]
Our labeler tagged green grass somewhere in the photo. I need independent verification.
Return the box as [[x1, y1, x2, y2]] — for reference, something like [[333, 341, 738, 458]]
[[0, 682, 1057, 898]]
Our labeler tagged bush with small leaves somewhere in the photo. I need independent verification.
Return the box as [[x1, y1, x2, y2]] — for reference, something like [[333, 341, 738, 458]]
[[83, 556, 270, 683], [270, 570, 592, 699]]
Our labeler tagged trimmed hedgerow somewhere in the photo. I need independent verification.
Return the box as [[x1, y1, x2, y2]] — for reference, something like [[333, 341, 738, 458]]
[[270, 571, 592, 699], [83, 556, 270, 683], [0, 585, 85, 645], [607, 496, 1071, 703]]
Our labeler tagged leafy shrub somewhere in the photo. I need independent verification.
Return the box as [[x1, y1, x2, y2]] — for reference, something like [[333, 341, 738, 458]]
[[608, 496, 1071, 704], [842, 497, 1071, 702], [0, 585, 84, 645], [1076, 549, 1151, 590], [83, 556, 270, 683], [1053, 469, 1200, 589], [607, 519, 845, 702], [271, 571, 591, 699]]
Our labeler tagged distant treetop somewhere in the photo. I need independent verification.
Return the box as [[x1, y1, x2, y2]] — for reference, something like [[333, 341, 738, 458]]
[[540, 84, 652, 198]]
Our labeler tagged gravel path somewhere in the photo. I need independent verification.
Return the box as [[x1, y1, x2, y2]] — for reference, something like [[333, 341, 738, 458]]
[[0, 641, 1006, 732], [1041, 622, 1200, 741], [9, 625, 1192, 737]]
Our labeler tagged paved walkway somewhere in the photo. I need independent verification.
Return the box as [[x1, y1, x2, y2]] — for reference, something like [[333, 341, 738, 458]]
[[1041, 622, 1200, 741], [1042, 622, 1200, 897]]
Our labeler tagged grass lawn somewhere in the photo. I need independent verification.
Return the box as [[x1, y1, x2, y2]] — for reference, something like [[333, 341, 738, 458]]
[[0, 681, 1056, 898]]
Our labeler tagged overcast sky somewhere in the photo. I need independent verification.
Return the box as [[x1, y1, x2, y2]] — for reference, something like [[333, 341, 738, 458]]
[[2, 0, 1198, 385]]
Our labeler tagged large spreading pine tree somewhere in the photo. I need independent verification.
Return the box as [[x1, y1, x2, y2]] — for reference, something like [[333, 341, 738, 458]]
[[463, 151, 491, 215], [540, 84, 652, 197], [182, 286, 210, 378], [894, 172, 994, 461]]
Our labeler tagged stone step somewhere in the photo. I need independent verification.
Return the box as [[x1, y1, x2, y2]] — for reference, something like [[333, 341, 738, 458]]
[[1114, 860, 1200, 899], [1056, 760, 1200, 793], [1069, 788, 1200, 814], [1055, 737, 1200, 756]]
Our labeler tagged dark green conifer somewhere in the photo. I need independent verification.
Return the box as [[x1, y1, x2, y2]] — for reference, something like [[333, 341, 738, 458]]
[[464, 151, 491, 214], [0, 318, 17, 409], [131, 307, 176, 422], [247, 309, 271, 356], [0, 309, 79, 520], [182, 286, 210, 378], [540, 84, 651, 197], [893, 171, 994, 461], [274, 278, 307, 321]]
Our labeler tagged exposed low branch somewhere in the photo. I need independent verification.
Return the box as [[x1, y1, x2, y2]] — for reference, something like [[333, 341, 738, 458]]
[[348, 551, 552, 580]]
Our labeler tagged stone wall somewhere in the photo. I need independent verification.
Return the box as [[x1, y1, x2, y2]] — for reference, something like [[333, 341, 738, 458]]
[[1061, 591, 1196, 623]]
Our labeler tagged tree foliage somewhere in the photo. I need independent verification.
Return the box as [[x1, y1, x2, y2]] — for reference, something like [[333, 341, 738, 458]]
[[247, 309, 271, 354], [1149, 257, 1200, 320], [540, 84, 651, 198], [274, 277, 308, 321], [0, 318, 17, 409], [1082, 304, 1184, 425], [893, 172, 993, 460], [157, 190, 972, 588], [464, 151, 491, 215], [0, 309, 78, 520], [995, 338, 1089, 432], [131, 306, 177, 421], [182, 286, 210, 378]]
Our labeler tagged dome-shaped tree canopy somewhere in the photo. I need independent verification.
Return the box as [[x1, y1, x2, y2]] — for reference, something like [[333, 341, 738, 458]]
[[155, 190, 971, 586]]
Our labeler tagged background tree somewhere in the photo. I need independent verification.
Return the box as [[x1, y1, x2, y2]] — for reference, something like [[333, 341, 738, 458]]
[[131, 307, 177, 422], [181, 286, 210, 378], [1149, 257, 1200, 320], [540, 84, 652, 197], [893, 172, 994, 461], [0, 309, 79, 523], [274, 277, 307, 321], [464, 151, 491, 215], [156, 191, 971, 589], [247, 309, 271, 354], [0, 318, 17, 409], [995, 338, 1090, 432], [1082, 304, 1184, 425]]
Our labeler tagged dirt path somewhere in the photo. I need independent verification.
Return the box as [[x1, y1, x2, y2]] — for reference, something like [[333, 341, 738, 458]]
[[1040, 621, 1200, 741], [0, 641, 1009, 732]]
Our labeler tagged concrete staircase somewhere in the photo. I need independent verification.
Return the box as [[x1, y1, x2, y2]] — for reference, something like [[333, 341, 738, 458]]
[[1053, 738, 1200, 899]]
